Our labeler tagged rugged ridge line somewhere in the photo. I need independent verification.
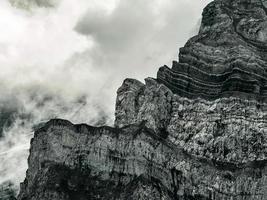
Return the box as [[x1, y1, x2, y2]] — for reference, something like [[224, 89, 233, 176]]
[[18, 0, 267, 199], [17, 119, 267, 200]]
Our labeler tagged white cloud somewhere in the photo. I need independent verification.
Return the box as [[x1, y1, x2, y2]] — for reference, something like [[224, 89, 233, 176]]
[[0, 0, 212, 191]]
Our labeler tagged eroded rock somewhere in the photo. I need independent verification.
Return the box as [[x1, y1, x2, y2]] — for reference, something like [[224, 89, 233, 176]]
[[18, 0, 267, 199]]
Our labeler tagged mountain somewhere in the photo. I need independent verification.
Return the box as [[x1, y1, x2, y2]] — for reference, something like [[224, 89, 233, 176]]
[[17, 0, 267, 199]]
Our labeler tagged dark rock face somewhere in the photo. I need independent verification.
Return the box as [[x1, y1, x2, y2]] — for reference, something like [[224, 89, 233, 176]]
[[17, 119, 267, 200], [158, 0, 267, 100], [18, 0, 267, 199], [0, 182, 17, 200], [115, 78, 267, 165]]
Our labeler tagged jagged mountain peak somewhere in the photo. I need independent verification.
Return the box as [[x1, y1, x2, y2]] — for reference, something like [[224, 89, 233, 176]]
[[157, 0, 267, 101], [17, 1, 267, 200]]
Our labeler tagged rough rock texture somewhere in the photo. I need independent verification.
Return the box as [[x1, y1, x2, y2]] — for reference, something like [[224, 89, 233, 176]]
[[0, 182, 16, 200], [18, 0, 267, 199], [115, 78, 267, 165], [158, 0, 267, 100], [17, 119, 267, 200]]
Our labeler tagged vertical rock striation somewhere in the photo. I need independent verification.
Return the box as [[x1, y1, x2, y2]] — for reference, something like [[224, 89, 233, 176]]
[[18, 0, 267, 199]]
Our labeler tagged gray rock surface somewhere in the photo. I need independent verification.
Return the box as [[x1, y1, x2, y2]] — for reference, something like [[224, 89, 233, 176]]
[[17, 119, 267, 200], [115, 78, 172, 135], [115, 79, 267, 165], [18, 0, 267, 199], [158, 0, 267, 100], [0, 182, 16, 200]]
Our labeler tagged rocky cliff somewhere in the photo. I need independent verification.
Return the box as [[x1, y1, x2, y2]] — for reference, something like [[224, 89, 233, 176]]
[[18, 0, 267, 199], [0, 182, 16, 200]]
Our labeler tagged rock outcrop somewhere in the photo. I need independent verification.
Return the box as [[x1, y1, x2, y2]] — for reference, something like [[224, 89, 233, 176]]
[[18, 0, 267, 199], [0, 182, 16, 200], [17, 119, 267, 200], [158, 0, 267, 100]]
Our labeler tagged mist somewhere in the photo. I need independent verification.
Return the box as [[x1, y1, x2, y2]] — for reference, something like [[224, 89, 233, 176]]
[[0, 0, 212, 193]]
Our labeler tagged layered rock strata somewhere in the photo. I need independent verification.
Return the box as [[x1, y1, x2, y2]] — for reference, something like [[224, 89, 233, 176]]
[[18, 119, 267, 200], [18, 0, 267, 199], [115, 78, 267, 165], [158, 0, 267, 100]]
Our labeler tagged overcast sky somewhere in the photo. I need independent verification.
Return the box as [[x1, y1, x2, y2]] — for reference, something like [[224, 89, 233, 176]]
[[0, 0, 212, 120], [0, 0, 212, 190]]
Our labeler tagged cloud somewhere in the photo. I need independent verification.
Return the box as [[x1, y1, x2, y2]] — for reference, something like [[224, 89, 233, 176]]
[[73, 0, 212, 92], [0, 0, 212, 192]]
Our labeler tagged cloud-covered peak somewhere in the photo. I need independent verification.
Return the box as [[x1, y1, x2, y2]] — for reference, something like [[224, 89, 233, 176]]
[[0, 0, 212, 194]]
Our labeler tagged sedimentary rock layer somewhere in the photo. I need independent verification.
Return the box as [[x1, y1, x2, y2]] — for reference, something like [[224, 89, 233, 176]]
[[157, 0, 267, 100], [115, 78, 267, 165], [17, 119, 267, 200]]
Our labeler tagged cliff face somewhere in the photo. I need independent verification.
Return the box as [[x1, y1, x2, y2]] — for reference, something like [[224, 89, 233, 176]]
[[158, 0, 267, 100], [18, 0, 267, 200]]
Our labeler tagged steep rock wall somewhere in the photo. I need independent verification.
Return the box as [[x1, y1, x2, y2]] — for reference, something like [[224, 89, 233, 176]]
[[18, 119, 267, 200], [18, 0, 267, 199]]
